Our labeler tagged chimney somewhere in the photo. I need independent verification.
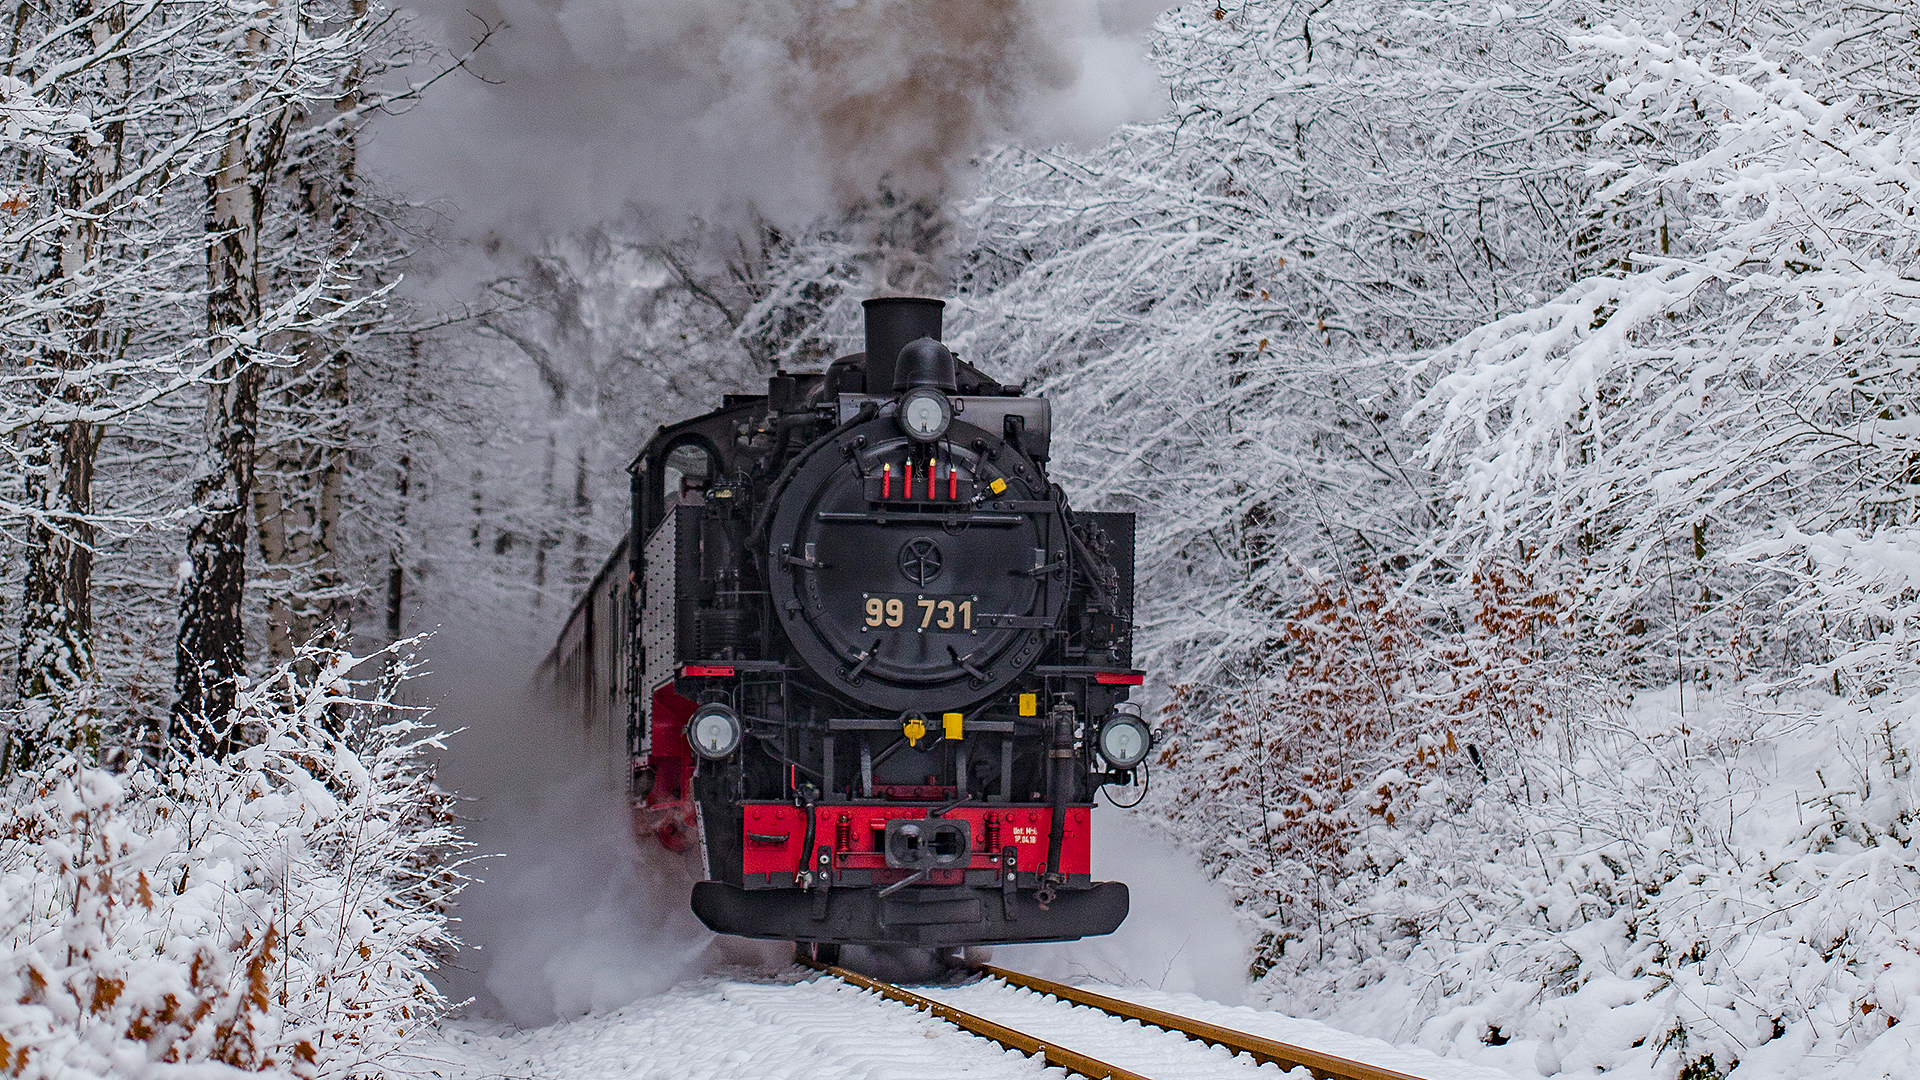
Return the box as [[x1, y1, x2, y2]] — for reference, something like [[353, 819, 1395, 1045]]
[[861, 297, 944, 396]]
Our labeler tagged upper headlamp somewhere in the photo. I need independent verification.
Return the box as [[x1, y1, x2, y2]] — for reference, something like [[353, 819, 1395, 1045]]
[[899, 387, 952, 442]]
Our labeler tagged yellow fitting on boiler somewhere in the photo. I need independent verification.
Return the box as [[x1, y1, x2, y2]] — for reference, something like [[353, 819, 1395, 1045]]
[[903, 715, 927, 747], [942, 712, 964, 740]]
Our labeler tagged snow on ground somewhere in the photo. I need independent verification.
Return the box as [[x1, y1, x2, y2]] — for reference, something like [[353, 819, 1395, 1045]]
[[918, 978, 1519, 1080], [395, 968, 1068, 1080], [396, 965, 1529, 1080], [1089, 986, 1541, 1080], [988, 811, 1255, 1003]]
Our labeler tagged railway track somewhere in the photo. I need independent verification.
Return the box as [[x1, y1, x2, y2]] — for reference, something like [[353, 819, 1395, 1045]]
[[800, 957, 1434, 1080]]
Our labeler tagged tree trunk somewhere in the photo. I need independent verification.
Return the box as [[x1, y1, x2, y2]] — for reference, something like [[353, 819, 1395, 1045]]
[[314, 356, 348, 633], [10, 0, 125, 773], [253, 0, 362, 659], [173, 44, 284, 757], [386, 335, 420, 641], [14, 420, 100, 769], [250, 347, 351, 660], [313, 2, 361, 636], [251, 451, 299, 661], [174, 360, 265, 757], [534, 433, 556, 604], [385, 484, 407, 640]]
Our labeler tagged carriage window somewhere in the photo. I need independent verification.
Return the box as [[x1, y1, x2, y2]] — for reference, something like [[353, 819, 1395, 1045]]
[[664, 442, 715, 505]]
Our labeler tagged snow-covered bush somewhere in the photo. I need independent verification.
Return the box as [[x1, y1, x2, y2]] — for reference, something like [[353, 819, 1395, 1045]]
[[1160, 568, 1429, 923], [0, 641, 461, 1079], [1154, 554, 1583, 962], [1240, 685, 1920, 1080]]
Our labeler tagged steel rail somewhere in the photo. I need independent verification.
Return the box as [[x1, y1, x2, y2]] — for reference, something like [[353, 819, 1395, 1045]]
[[802, 959, 1151, 1080], [977, 964, 1431, 1080]]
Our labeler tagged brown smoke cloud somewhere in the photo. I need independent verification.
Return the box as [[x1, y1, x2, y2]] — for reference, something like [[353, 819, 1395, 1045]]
[[747, 0, 1074, 201], [369, 0, 1169, 245]]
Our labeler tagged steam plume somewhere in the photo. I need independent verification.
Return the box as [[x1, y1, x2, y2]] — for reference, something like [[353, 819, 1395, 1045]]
[[371, 0, 1169, 243]]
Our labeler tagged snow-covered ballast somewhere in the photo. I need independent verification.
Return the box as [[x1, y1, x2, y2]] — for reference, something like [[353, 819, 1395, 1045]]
[[556, 297, 1141, 949]]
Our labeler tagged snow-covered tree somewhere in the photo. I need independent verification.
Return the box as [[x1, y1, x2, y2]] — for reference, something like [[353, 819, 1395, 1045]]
[[1414, 2, 1920, 694], [0, 0, 369, 768], [172, 0, 389, 753]]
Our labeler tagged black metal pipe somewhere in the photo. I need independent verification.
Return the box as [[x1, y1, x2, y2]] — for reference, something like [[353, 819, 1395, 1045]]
[[1044, 700, 1075, 895], [876, 868, 930, 898], [862, 297, 944, 396], [795, 789, 817, 886]]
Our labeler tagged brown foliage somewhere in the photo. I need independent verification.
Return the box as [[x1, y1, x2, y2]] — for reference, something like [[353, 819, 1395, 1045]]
[[1160, 557, 1572, 921]]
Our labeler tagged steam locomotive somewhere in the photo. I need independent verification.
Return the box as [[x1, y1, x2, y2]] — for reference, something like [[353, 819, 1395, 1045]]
[[545, 297, 1142, 957]]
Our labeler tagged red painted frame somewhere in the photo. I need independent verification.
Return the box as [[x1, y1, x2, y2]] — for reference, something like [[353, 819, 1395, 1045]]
[[737, 802, 1091, 880]]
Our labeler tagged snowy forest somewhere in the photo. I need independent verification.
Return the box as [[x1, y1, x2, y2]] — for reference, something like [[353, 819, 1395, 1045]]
[[5, 0, 1920, 1077]]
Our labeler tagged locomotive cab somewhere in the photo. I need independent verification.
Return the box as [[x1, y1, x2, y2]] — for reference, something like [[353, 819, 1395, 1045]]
[[562, 297, 1139, 949]]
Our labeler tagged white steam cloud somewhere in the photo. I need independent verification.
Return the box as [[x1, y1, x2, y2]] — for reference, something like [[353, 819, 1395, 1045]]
[[371, 0, 1170, 242], [993, 811, 1251, 1004], [467, 774, 714, 1023], [416, 629, 785, 1026]]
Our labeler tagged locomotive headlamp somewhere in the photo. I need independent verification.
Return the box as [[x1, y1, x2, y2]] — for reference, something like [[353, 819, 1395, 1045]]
[[687, 704, 743, 760], [1096, 712, 1151, 769], [899, 387, 951, 442]]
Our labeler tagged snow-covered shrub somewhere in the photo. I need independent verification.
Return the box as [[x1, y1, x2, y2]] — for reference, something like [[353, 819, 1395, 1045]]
[[1157, 555, 1584, 972], [1256, 686, 1920, 1080], [1301, 14, 1920, 1069], [1161, 568, 1430, 925], [0, 641, 461, 1079]]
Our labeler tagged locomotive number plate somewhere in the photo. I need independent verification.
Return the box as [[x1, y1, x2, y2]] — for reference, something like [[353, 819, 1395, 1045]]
[[863, 595, 974, 631]]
